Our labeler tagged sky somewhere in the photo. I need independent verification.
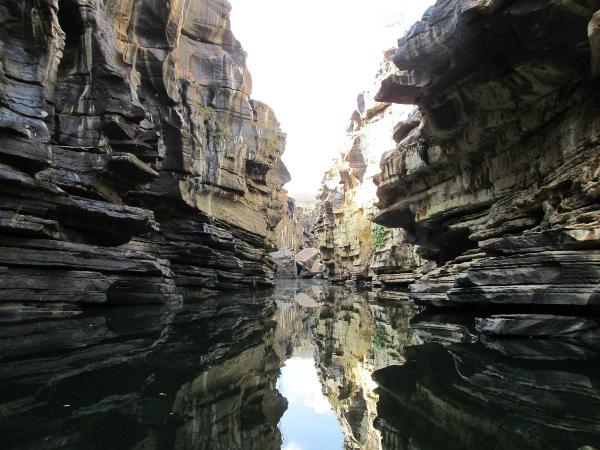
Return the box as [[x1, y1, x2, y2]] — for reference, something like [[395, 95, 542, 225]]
[[229, 0, 434, 204], [277, 357, 344, 450]]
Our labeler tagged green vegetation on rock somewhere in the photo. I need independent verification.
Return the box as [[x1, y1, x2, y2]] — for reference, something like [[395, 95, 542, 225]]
[[371, 223, 388, 249], [373, 324, 386, 349]]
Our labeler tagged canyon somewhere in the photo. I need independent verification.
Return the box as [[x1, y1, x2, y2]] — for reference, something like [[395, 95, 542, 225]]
[[1, 0, 600, 449]]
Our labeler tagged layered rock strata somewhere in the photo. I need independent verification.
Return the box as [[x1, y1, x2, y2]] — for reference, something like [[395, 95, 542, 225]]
[[314, 52, 422, 284], [0, 0, 289, 309], [275, 197, 316, 253], [271, 198, 317, 279], [374, 0, 600, 309], [374, 322, 600, 450]]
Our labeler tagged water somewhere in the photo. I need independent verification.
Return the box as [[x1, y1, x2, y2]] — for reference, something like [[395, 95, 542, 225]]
[[1, 280, 600, 449], [278, 357, 344, 450]]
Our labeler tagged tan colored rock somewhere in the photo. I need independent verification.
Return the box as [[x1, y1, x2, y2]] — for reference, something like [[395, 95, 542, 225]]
[[274, 197, 316, 253], [0, 0, 290, 307], [295, 247, 320, 269], [373, 0, 600, 309], [294, 293, 321, 308], [314, 51, 423, 284], [310, 261, 323, 274]]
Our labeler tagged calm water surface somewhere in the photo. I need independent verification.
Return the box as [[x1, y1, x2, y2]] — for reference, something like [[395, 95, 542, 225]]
[[1, 281, 600, 449]]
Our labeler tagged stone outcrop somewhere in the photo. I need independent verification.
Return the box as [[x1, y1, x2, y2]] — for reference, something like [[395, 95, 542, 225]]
[[275, 197, 316, 253], [0, 0, 289, 310], [373, 0, 600, 310], [295, 246, 322, 278], [271, 198, 318, 279], [270, 248, 298, 279], [314, 52, 423, 284]]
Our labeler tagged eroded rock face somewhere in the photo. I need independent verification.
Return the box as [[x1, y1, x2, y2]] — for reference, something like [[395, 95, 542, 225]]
[[275, 197, 316, 253], [314, 52, 423, 284], [0, 0, 289, 308], [374, 0, 600, 309]]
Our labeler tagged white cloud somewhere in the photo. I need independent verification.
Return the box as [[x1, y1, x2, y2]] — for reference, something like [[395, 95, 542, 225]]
[[283, 443, 304, 450], [229, 0, 434, 201], [277, 357, 334, 415]]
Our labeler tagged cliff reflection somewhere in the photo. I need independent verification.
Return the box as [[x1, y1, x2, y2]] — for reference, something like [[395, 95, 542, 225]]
[[2, 283, 600, 450], [0, 294, 285, 450], [374, 314, 600, 450]]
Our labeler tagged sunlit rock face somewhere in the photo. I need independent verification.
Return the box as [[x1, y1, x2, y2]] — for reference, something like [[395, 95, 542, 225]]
[[0, 0, 288, 310], [275, 197, 316, 253], [314, 52, 423, 284], [271, 198, 317, 279], [312, 288, 417, 450], [0, 294, 285, 450], [374, 0, 600, 309]]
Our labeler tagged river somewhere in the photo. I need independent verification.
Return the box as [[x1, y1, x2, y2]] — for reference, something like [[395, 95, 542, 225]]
[[1, 281, 599, 449]]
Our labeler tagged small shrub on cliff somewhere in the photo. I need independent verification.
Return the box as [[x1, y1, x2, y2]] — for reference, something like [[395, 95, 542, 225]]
[[372, 223, 388, 249], [373, 325, 386, 349], [209, 127, 231, 146], [200, 106, 215, 121]]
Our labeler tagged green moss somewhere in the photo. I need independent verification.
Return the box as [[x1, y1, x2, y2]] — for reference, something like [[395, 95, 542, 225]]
[[371, 223, 388, 249], [209, 127, 231, 146], [200, 106, 215, 121], [373, 325, 386, 349]]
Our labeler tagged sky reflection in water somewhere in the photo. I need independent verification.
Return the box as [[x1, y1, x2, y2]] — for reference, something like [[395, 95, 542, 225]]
[[277, 357, 344, 450]]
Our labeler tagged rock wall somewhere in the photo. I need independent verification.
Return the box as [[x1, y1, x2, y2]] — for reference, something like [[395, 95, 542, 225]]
[[0, 0, 289, 311], [314, 52, 423, 284], [374, 0, 600, 309], [275, 197, 315, 253]]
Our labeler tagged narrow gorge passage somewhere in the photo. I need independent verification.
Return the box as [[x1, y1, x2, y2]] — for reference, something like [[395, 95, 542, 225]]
[[1, 0, 600, 449]]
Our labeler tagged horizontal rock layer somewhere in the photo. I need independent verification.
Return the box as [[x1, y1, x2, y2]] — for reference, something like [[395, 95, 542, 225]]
[[0, 0, 289, 308], [373, 0, 600, 309]]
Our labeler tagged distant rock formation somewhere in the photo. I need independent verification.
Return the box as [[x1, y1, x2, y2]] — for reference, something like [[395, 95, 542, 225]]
[[0, 0, 290, 312], [314, 51, 423, 284], [275, 197, 316, 253]]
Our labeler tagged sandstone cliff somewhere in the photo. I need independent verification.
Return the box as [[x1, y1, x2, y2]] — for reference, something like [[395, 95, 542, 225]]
[[374, 0, 600, 309], [0, 0, 289, 311], [314, 52, 423, 284], [275, 197, 315, 253]]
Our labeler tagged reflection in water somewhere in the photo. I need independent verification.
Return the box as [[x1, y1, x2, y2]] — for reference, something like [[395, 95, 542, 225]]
[[0, 294, 285, 450], [278, 357, 343, 450], [1, 281, 600, 449]]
